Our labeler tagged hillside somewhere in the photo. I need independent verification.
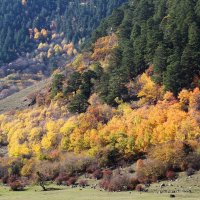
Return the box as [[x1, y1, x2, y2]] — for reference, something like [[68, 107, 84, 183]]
[[0, 79, 50, 114], [0, 0, 127, 64]]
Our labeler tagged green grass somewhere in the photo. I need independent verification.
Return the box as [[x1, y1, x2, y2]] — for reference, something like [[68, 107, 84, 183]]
[[0, 186, 199, 200], [0, 172, 200, 200]]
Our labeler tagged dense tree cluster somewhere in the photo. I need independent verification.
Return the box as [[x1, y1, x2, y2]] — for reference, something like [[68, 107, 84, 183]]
[[91, 0, 200, 96], [0, 0, 127, 64], [0, 73, 200, 158]]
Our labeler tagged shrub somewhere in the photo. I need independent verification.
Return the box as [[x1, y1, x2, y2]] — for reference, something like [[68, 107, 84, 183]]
[[8, 175, 18, 183], [136, 159, 167, 183], [66, 177, 77, 186], [55, 173, 69, 185], [93, 169, 103, 180], [102, 169, 112, 180], [86, 163, 98, 174], [135, 184, 144, 192], [186, 153, 200, 170], [21, 159, 35, 177], [34, 161, 60, 181], [130, 177, 139, 189], [186, 168, 195, 176], [148, 142, 191, 170], [60, 154, 95, 176], [108, 174, 131, 192], [99, 179, 110, 190], [9, 180, 24, 191], [166, 171, 176, 180], [78, 179, 88, 187], [2, 176, 8, 184]]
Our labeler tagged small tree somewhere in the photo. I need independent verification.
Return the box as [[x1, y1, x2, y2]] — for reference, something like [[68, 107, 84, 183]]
[[36, 172, 47, 191]]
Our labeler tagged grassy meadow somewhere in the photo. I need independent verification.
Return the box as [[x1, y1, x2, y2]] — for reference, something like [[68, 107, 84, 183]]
[[0, 172, 200, 200]]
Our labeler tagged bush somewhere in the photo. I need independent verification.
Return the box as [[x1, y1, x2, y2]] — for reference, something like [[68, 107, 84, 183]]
[[136, 159, 167, 183], [66, 177, 77, 186], [34, 161, 60, 181], [100, 173, 136, 192], [9, 180, 24, 191], [135, 184, 144, 192], [55, 173, 69, 185], [148, 142, 191, 170], [86, 163, 98, 174], [2, 176, 9, 184], [102, 169, 112, 180], [130, 177, 139, 189], [108, 174, 131, 192], [93, 169, 103, 180], [59, 154, 95, 176], [186, 153, 200, 170], [186, 168, 195, 176], [166, 171, 176, 180], [99, 179, 110, 190], [78, 179, 88, 187]]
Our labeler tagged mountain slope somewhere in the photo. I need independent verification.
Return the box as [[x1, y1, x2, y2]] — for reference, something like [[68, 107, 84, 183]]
[[0, 0, 127, 64]]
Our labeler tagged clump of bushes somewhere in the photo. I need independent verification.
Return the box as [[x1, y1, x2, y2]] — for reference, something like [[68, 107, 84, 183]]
[[136, 159, 167, 183], [66, 177, 77, 186], [78, 179, 88, 187], [9, 180, 25, 191], [93, 169, 103, 180], [55, 173, 69, 185], [166, 170, 176, 180], [135, 184, 144, 192], [99, 170, 137, 192]]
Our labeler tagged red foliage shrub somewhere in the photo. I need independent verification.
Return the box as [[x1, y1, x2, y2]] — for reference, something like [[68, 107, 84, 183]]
[[102, 169, 112, 180], [130, 177, 139, 189], [166, 171, 176, 180], [99, 179, 110, 190], [9, 180, 24, 191], [86, 164, 98, 174], [55, 173, 69, 185], [135, 184, 144, 192], [66, 177, 77, 186], [93, 169, 103, 180], [8, 175, 18, 183], [78, 179, 88, 187], [108, 175, 131, 192]]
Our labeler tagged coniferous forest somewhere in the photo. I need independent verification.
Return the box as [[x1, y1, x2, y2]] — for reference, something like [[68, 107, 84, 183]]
[[0, 0, 126, 63]]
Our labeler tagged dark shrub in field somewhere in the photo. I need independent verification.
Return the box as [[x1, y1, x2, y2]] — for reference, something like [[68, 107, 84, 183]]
[[66, 177, 77, 186], [99, 179, 110, 190], [100, 173, 138, 192], [186, 168, 195, 176], [93, 169, 103, 180], [2, 176, 9, 184], [102, 169, 112, 180], [8, 175, 18, 183], [186, 153, 200, 170], [135, 184, 144, 192], [55, 173, 69, 185], [9, 180, 24, 191], [136, 159, 167, 183], [86, 163, 98, 174], [130, 177, 140, 189], [108, 174, 132, 192], [166, 171, 176, 180], [78, 179, 88, 187]]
